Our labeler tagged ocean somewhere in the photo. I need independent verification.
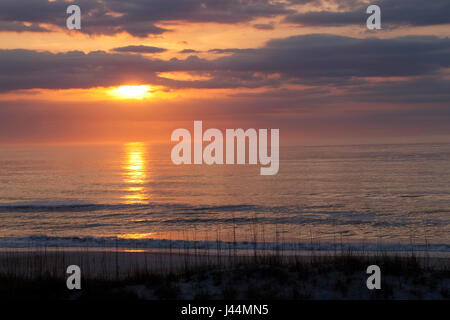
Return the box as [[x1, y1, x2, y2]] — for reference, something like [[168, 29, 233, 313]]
[[0, 142, 449, 254]]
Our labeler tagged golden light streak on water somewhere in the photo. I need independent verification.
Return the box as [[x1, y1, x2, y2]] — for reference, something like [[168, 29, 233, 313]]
[[122, 142, 149, 203]]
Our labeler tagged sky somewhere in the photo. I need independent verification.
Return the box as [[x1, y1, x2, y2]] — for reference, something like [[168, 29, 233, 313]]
[[0, 0, 449, 145]]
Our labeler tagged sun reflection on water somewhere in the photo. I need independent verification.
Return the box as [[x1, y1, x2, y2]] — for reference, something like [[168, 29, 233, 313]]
[[122, 142, 149, 203], [117, 233, 154, 239]]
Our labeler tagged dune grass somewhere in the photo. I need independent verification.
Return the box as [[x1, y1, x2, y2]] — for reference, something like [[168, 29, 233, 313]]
[[0, 247, 448, 300]]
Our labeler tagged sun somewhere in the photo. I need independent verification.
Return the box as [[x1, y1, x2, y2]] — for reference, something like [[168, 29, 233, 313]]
[[109, 85, 152, 99]]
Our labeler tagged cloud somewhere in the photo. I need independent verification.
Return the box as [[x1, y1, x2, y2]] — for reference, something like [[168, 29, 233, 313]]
[[0, 34, 449, 103], [208, 48, 249, 54], [1, 0, 448, 37], [253, 23, 275, 30], [284, 0, 450, 27], [213, 34, 450, 80], [347, 77, 450, 104], [111, 45, 167, 53], [179, 49, 201, 54], [0, 21, 50, 32], [0, 0, 292, 37], [0, 49, 162, 92]]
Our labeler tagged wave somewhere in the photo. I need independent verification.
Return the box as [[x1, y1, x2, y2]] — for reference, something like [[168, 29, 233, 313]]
[[0, 201, 366, 216], [0, 201, 139, 212], [0, 201, 264, 213], [0, 235, 448, 253]]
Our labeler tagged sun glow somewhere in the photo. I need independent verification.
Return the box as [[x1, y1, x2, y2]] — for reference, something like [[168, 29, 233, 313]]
[[118, 233, 154, 240], [110, 85, 153, 99]]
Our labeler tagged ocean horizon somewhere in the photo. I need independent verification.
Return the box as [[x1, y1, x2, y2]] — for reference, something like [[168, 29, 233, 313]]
[[1, 142, 449, 255]]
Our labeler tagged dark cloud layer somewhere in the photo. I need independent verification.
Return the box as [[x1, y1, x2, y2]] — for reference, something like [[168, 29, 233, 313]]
[[253, 23, 275, 30], [0, 21, 50, 32], [111, 45, 167, 53], [179, 49, 201, 54], [215, 34, 450, 79], [1, 0, 448, 37], [347, 77, 450, 104], [285, 0, 450, 27], [0, 0, 292, 37], [1, 34, 449, 96]]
